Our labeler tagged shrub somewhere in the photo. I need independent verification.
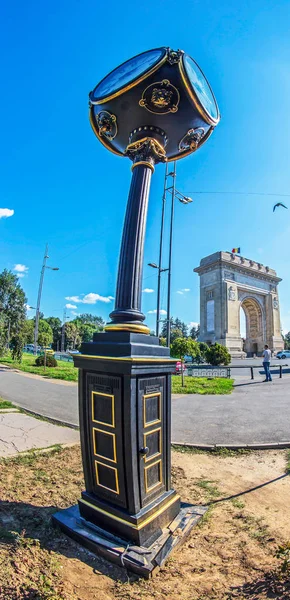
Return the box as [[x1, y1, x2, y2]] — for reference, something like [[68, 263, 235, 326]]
[[35, 354, 57, 368], [205, 343, 231, 366]]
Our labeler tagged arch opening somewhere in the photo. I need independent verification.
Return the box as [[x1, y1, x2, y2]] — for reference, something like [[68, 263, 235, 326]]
[[239, 297, 264, 356]]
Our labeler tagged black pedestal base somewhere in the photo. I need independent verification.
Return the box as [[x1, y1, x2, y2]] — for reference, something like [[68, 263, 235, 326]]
[[52, 502, 207, 578]]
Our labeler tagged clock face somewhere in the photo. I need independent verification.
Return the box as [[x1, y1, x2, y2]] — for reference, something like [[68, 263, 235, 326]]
[[183, 54, 218, 120], [91, 48, 166, 102]]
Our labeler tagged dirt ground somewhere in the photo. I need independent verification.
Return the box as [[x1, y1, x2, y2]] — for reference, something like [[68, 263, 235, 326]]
[[1, 445, 290, 600]]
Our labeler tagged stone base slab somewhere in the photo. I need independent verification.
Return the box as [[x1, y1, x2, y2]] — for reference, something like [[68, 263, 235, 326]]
[[52, 502, 207, 578]]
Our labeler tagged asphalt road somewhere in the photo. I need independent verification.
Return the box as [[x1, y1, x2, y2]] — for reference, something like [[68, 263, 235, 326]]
[[0, 366, 79, 427], [1, 364, 290, 445]]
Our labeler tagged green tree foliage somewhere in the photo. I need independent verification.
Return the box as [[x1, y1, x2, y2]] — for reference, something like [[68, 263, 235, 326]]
[[78, 322, 96, 343], [44, 317, 62, 350], [189, 324, 200, 340], [10, 331, 26, 362], [205, 343, 231, 366], [171, 337, 201, 361], [77, 314, 105, 329], [0, 269, 27, 354], [37, 320, 53, 348], [284, 332, 290, 350], [65, 321, 82, 349], [160, 317, 188, 344], [171, 337, 201, 386], [22, 319, 35, 344]]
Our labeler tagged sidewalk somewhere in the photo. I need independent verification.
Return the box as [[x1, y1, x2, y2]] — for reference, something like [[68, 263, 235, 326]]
[[0, 407, 79, 457]]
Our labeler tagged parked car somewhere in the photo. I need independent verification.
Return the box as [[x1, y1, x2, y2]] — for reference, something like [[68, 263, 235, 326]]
[[174, 361, 186, 374], [276, 350, 290, 359]]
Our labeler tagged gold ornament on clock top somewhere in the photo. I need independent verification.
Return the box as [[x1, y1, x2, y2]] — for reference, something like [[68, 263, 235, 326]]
[[139, 79, 180, 115]]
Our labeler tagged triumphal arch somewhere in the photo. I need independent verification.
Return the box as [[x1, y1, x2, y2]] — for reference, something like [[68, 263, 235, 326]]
[[194, 251, 284, 357]]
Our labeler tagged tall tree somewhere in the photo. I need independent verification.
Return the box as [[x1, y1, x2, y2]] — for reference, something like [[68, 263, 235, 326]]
[[77, 314, 105, 329], [189, 324, 200, 340], [171, 337, 201, 387], [45, 317, 62, 350], [37, 320, 53, 347], [22, 319, 35, 344], [284, 332, 290, 350], [65, 321, 82, 349], [160, 317, 188, 344], [0, 269, 27, 353]]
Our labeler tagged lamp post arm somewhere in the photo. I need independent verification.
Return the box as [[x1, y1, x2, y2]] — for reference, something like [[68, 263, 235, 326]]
[[166, 161, 177, 347], [156, 163, 168, 337], [34, 244, 48, 355]]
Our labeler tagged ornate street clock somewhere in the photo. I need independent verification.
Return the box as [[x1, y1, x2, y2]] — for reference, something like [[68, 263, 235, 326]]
[[54, 47, 220, 577]]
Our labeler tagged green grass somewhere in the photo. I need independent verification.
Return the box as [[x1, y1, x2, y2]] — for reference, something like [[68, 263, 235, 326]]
[[285, 450, 290, 474], [171, 444, 252, 457], [172, 375, 234, 394], [0, 397, 14, 409], [0, 353, 78, 382]]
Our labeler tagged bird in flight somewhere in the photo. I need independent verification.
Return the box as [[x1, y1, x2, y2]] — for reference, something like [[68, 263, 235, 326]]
[[273, 202, 288, 212]]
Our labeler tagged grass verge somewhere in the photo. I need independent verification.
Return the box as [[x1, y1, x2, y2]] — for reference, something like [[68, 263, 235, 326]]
[[0, 397, 14, 409], [172, 375, 234, 394], [0, 353, 78, 382]]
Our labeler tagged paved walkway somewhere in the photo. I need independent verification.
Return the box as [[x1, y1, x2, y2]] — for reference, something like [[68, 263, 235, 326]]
[[0, 409, 79, 457], [1, 365, 290, 446]]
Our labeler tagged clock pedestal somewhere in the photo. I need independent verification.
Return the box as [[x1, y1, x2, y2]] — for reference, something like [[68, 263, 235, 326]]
[[53, 156, 208, 576]]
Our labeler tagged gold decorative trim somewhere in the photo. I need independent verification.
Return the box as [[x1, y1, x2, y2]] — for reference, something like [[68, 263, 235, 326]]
[[79, 493, 180, 530], [93, 427, 117, 464], [143, 392, 162, 428], [144, 459, 162, 493], [95, 460, 120, 495], [125, 137, 166, 161], [104, 322, 150, 334], [179, 58, 219, 126], [89, 108, 124, 157], [96, 110, 117, 140], [90, 52, 168, 105], [178, 127, 205, 152], [139, 79, 180, 115], [143, 427, 162, 463], [92, 391, 115, 428], [166, 127, 214, 162], [131, 161, 155, 173], [79, 354, 177, 363]]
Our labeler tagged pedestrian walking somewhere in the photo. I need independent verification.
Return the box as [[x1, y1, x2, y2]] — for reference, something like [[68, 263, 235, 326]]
[[262, 344, 272, 382]]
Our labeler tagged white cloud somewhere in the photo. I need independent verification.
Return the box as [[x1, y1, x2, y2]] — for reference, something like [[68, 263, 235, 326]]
[[65, 293, 113, 304], [26, 304, 33, 311], [142, 288, 154, 293], [177, 291, 183, 295], [14, 264, 29, 273], [189, 321, 199, 329], [0, 208, 14, 219], [182, 288, 190, 292], [108, 296, 115, 300], [148, 309, 167, 315], [66, 303, 77, 309], [71, 311, 79, 316], [177, 288, 190, 295], [17, 273, 25, 278]]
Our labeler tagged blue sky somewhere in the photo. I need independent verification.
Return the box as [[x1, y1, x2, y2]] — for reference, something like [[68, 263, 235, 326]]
[[1, 0, 290, 333]]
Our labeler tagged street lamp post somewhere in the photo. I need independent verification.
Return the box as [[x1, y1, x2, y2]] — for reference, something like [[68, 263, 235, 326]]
[[53, 47, 220, 576], [33, 244, 59, 355], [149, 162, 193, 345]]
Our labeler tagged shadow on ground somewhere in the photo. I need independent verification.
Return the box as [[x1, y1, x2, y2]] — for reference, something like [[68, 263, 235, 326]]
[[229, 573, 290, 599], [0, 500, 131, 584]]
